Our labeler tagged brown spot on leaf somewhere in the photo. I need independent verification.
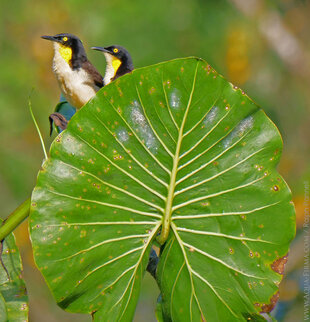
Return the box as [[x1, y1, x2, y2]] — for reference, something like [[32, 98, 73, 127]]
[[271, 254, 288, 275], [260, 291, 279, 313], [273, 185, 279, 192]]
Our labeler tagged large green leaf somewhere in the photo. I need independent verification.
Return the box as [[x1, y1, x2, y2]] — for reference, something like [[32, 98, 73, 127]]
[[0, 222, 28, 321], [29, 57, 295, 321]]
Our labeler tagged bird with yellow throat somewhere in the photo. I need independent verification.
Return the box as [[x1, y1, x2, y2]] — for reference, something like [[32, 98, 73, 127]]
[[41, 33, 103, 109], [48, 42, 134, 134], [91, 45, 134, 85]]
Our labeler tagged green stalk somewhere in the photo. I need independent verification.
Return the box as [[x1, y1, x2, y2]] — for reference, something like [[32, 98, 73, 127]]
[[29, 99, 48, 160], [0, 198, 31, 241]]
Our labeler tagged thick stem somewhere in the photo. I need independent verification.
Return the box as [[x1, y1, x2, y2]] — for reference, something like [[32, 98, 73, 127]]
[[0, 198, 31, 241]]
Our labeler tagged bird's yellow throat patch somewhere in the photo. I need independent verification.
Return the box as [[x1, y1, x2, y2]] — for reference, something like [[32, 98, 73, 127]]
[[59, 45, 72, 64], [112, 57, 122, 75]]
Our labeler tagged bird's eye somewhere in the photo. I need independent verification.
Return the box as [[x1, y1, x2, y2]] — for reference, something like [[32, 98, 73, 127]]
[[63, 36, 68, 42], [113, 48, 119, 53]]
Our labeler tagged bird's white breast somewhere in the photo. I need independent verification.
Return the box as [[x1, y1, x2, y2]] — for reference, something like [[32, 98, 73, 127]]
[[52, 43, 98, 109], [103, 53, 116, 86]]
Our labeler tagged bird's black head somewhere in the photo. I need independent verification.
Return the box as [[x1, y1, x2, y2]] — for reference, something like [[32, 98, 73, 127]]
[[100, 46, 132, 64], [41, 33, 87, 67], [91, 45, 134, 84]]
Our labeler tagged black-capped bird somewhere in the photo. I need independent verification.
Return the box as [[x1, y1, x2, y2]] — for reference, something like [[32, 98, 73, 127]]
[[42, 33, 103, 109], [91, 45, 134, 86], [48, 44, 134, 134]]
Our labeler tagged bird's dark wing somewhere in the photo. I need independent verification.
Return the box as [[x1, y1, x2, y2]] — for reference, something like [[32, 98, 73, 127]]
[[82, 60, 104, 88]]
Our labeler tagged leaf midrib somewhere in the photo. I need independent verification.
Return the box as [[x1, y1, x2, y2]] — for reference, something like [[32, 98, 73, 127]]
[[157, 62, 199, 245]]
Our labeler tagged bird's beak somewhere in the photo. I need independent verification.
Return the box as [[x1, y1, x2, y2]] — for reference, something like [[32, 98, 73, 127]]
[[91, 46, 110, 54], [41, 35, 58, 42]]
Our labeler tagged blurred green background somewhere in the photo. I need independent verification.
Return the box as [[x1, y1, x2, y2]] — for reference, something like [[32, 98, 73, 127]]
[[0, 0, 309, 321]]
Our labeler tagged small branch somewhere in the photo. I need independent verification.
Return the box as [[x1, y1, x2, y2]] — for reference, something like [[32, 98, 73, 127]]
[[0, 198, 31, 241]]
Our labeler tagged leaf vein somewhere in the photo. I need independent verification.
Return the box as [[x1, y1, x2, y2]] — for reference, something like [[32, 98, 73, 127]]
[[47, 190, 161, 219], [180, 108, 231, 160], [102, 94, 170, 174], [182, 242, 266, 279], [172, 202, 281, 220], [135, 84, 174, 158], [176, 227, 275, 244], [92, 112, 169, 188], [176, 129, 251, 186], [53, 234, 149, 262], [59, 159, 164, 212], [162, 69, 180, 131], [182, 92, 222, 137], [75, 133, 166, 200], [173, 176, 265, 211], [110, 223, 160, 317], [175, 147, 266, 195]]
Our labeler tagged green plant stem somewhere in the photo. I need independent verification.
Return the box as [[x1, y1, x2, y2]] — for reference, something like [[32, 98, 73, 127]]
[[29, 99, 48, 160], [0, 198, 31, 241]]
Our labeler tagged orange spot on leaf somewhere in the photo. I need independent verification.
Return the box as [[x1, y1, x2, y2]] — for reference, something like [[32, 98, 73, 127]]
[[260, 291, 280, 313], [271, 254, 288, 275]]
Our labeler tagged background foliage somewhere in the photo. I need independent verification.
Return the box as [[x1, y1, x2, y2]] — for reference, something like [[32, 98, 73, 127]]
[[0, 220, 28, 321], [0, 0, 309, 321]]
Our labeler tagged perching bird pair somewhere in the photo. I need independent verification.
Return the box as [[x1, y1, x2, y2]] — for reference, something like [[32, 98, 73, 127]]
[[41, 33, 133, 132], [42, 33, 160, 279]]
